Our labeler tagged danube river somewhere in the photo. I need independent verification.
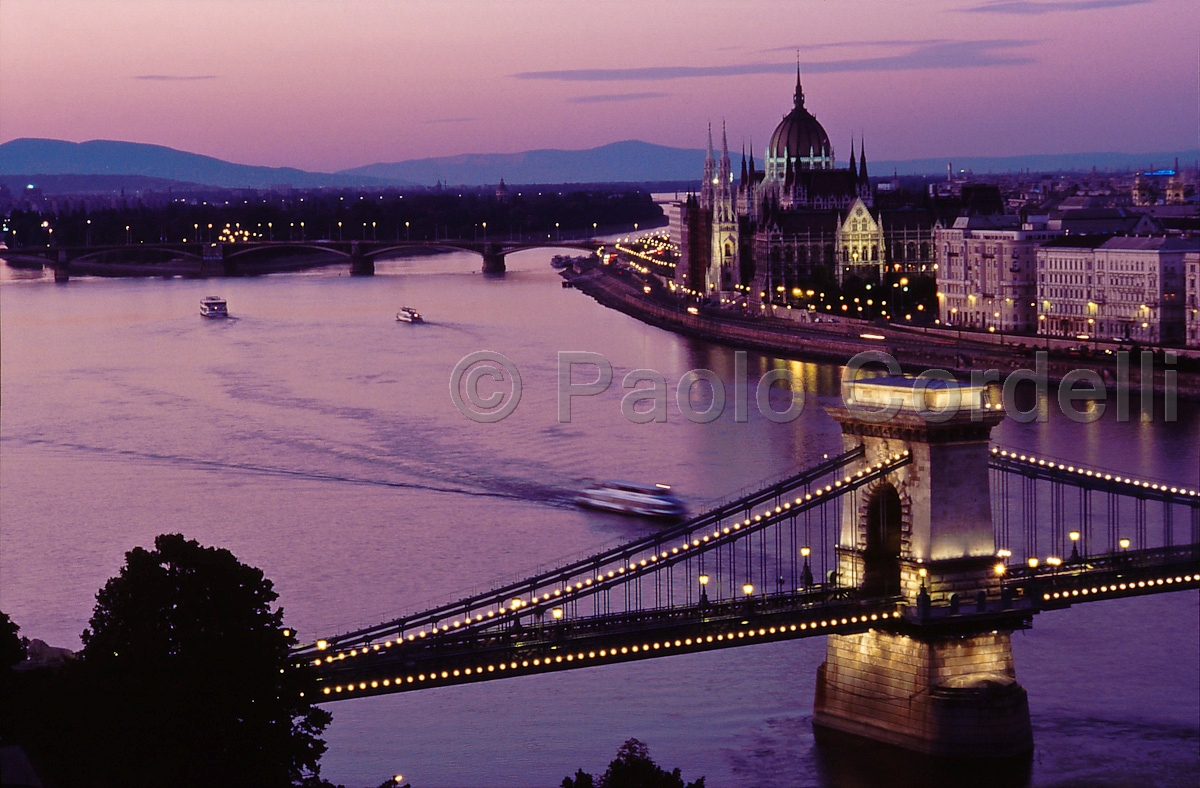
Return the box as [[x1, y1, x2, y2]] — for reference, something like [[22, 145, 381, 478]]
[[2, 250, 1197, 787]]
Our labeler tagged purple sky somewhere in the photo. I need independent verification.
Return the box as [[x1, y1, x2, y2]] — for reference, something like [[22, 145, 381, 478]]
[[1, 0, 1196, 172]]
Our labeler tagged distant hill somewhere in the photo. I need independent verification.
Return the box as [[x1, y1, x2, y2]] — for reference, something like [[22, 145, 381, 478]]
[[0, 138, 390, 189], [2, 137, 1196, 190], [873, 150, 1200, 178], [338, 140, 706, 186]]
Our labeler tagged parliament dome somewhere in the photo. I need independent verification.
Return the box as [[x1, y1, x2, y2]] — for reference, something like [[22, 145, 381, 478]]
[[767, 73, 832, 165]]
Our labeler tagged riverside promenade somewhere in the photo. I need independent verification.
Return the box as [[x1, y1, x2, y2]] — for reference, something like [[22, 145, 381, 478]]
[[563, 262, 1200, 400]]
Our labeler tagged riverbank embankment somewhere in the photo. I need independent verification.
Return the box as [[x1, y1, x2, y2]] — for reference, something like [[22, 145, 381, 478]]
[[564, 264, 1200, 400]]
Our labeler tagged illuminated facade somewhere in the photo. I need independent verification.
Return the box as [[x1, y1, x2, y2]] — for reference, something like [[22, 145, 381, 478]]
[[676, 71, 907, 298], [935, 216, 1060, 333], [1187, 250, 1200, 347], [1036, 236, 1195, 343]]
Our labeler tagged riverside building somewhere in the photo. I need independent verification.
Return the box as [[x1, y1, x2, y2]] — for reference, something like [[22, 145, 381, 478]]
[[1036, 236, 1196, 344], [935, 216, 1060, 333], [674, 71, 935, 303]]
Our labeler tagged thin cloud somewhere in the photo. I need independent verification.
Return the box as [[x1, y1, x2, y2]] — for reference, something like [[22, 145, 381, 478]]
[[761, 39, 949, 53], [421, 117, 475, 124], [133, 74, 217, 81], [512, 40, 1036, 82], [567, 92, 670, 104], [963, 0, 1149, 14]]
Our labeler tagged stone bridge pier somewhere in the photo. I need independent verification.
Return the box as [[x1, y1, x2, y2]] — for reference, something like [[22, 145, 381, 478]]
[[349, 242, 374, 276], [814, 376, 1033, 759], [481, 243, 506, 275], [52, 250, 70, 283]]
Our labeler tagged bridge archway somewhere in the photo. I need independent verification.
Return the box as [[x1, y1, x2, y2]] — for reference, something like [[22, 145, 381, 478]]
[[862, 483, 903, 597]]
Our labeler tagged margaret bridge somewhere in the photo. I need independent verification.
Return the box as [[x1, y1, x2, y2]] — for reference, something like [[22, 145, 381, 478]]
[[8, 238, 606, 280]]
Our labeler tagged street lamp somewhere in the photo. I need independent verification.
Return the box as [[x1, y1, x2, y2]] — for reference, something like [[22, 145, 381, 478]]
[[551, 607, 563, 620], [1068, 530, 1080, 561], [698, 574, 709, 604], [482, 221, 487, 241], [338, 221, 343, 241], [1119, 537, 1131, 551], [800, 547, 813, 588], [742, 582, 754, 596], [405, 221, 410, 242]]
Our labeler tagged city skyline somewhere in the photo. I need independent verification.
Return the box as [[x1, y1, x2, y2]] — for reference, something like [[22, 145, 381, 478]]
[[2, 0, 1197, 173]]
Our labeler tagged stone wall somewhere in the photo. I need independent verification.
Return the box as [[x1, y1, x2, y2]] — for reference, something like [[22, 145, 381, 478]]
[[814, 629, 1032, 757]]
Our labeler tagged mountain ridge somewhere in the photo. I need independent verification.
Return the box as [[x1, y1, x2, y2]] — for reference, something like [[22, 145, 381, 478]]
[[2, 137, 1196, 189]]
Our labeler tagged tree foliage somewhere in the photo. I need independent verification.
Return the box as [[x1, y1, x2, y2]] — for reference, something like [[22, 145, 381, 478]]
[[563, 738, 705, 788], [73, 533, 331, 788], [0, 610, 25, 669]]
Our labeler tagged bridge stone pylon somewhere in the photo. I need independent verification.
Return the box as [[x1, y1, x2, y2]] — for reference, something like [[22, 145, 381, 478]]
[[815, 376, 1033, 759]]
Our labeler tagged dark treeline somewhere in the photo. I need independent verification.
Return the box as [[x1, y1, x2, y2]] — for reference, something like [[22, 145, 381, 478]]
[[4, 188, 665, 248]]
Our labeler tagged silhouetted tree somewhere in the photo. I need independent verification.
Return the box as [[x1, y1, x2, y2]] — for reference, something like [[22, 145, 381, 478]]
[[76, 533, 331, 788], [563, 738, 705, 788], [0, 610, 24, 669]]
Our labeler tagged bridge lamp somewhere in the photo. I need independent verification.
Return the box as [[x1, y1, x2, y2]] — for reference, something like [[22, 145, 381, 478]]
[[997, 549, 1012, 559], [551, 607, 564, 619], [1068, 531, 1081, 561], [698, 574, 710, 585], [316, 639, 328, 651], [1046, 557, 1062, 567], [1027, 557, 1039, 570], [742, 583, 754, 596], [393, 775, 404, 784], [510, 597, 523, 610], [1119, 538, 1131, 551], [993, 563, 1006, 576]]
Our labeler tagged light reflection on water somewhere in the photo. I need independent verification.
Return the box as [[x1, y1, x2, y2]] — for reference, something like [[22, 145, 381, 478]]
[[1, 250, 1196, 787]]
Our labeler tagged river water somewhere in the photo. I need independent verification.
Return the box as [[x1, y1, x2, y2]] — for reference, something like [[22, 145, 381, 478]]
[[1, 250, 1197, 787]]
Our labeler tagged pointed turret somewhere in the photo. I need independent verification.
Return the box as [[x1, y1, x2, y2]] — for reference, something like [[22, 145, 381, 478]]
[[794, 57, 805, 108], [859, 138, 869, 184], [849, 137, 857, 179], [701, 123, 716, 209], [740, 144, 748, 184], [749, 141, 756, 178]]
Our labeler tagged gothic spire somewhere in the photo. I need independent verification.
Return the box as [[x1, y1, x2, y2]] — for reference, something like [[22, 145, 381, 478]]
[[859, 137, 868, 183], [748, 140, 755, 176], [740, 144, 748, 184], [849, 137, 857, 179], [794, 54, 805, 108], [707, 122, 714, 157]]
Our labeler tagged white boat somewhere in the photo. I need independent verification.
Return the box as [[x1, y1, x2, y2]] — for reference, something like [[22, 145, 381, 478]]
[[576, 481, 687, 519], [396, 306, 423, 323], [200, 296, 229, 318]]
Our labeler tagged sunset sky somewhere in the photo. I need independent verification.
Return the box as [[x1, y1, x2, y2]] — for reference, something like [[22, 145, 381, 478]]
[[1, 0, 1197, 172]]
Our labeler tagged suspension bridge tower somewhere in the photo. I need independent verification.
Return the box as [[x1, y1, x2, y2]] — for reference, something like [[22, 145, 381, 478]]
[[814, 376, 1033, 758]]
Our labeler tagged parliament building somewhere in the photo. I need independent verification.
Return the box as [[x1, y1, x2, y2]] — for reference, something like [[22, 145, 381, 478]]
[[674, 71, 934, 304]]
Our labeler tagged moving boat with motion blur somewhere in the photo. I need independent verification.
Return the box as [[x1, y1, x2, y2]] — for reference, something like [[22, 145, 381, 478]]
[[396, 306, 423, 323], [576, 481, 687, 519]]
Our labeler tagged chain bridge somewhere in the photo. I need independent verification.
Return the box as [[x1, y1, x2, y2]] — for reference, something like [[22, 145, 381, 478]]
[[294, 376, 1199, 758]]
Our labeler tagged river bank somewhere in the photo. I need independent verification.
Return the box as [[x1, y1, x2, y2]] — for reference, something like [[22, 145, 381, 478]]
[[564, 263, 1200, 400]]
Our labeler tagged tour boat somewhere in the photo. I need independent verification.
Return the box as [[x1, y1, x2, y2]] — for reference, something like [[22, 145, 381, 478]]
[[200, 296, 229, 318], [576, 481, 687, 519], [395, 306, 423, 323]]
